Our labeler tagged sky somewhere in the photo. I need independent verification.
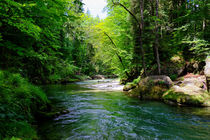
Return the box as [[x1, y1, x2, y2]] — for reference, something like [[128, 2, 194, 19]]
[[82, 0, 107, 19]]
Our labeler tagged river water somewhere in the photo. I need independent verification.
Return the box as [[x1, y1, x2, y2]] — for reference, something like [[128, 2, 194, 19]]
[[39, 79, 210, 140]]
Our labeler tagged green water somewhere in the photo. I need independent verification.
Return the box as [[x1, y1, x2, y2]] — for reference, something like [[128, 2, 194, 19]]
[[39, 80, 210, 140]]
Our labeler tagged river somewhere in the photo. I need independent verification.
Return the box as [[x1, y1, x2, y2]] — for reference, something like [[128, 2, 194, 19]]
[[38, 79, 210, 140]]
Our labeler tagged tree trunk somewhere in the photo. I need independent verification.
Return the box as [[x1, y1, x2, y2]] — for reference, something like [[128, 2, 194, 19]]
[[150, 0, 161, 75], [139, 0, 147, 76], [155, 0, 161, 75]]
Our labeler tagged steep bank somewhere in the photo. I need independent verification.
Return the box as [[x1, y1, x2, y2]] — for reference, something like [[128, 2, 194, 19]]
[[0, 71, 48, 139]]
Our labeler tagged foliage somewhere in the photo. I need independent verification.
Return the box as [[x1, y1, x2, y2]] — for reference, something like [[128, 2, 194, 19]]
[[132, 76, 141, 85], [0, 70, 48, 139], [86, 0, 209, 81], [84, 1, 133, 77], [0, 0, 94, 83], [169, 74, 178, 81]]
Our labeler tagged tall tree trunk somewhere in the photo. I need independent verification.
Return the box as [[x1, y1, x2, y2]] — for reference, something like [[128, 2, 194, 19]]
[[139, 0, 147, 76], [150, 0, 161, 75], [155, 0, 161, 75]]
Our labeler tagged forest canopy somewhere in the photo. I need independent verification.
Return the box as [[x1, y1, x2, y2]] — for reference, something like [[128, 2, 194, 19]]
[[0, 0, 209, 83]]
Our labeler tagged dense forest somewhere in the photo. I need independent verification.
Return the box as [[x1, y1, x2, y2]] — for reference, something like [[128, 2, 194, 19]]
[[0, 0, 209, 139]]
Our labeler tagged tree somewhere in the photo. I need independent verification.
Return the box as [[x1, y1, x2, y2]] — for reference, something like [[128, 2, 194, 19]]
[[150, 0, 161, 74], [112, 0, 147, 76]]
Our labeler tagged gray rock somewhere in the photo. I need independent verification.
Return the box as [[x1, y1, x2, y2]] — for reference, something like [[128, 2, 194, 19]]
[[92, 75, 105, 80], [144, 75, 173, 88]]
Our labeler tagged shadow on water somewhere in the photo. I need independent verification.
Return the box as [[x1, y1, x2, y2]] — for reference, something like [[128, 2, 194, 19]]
[[38, 80, 210, 140]]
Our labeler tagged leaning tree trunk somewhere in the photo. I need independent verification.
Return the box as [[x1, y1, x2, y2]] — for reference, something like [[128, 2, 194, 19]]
[[104, 32, 130, 78]]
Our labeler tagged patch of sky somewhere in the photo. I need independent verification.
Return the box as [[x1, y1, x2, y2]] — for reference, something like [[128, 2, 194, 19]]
[[82, 0, 107, 19]]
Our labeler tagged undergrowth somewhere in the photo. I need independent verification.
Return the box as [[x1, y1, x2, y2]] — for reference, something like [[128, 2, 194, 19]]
[[0, 70, 48, 140]]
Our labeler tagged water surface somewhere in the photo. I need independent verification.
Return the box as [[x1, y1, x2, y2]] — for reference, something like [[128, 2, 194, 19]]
[[39, 79, 210, 140]]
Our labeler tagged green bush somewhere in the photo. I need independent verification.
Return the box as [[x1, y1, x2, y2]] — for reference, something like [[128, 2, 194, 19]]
[[47, 61, 79, 83], [0, 70, 48, 139]]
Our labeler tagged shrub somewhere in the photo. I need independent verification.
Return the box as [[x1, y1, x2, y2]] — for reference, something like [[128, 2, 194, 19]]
[[132, 76, 141, 85], [169, 74, 178, 81], [0, 70, 48, 139]]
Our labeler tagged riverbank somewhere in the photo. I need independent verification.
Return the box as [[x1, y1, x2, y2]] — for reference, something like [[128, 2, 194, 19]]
[[0, 70, 49, 139], [0, 70, 92, 139]]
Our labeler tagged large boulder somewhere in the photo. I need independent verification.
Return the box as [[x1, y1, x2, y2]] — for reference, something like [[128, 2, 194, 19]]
[[163, 76, 210, 107], [163, 88, 210, 107], [126, 75, 173, 99], [143, 75, 173, 88]]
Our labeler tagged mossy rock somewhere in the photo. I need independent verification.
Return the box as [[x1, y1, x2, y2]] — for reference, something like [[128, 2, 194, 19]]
[[126, 87, 141, 98], [139, 84, 168, 100], [140, 76, 173, 88], [37, 109, 70, 120], [163, 89, 210, 107], [126, 76, 171, 100], [138, 76, 172, 99], [120, 78, 127, 85]]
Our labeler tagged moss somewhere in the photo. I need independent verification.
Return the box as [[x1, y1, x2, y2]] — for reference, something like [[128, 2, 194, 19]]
[[132, 76, 141, 85], [163, 90, 210, 106], [141, 85, 168, 100], [123, 83, 137, 91], [126, 87, 141, 98], [128, 79, 168, 100]]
